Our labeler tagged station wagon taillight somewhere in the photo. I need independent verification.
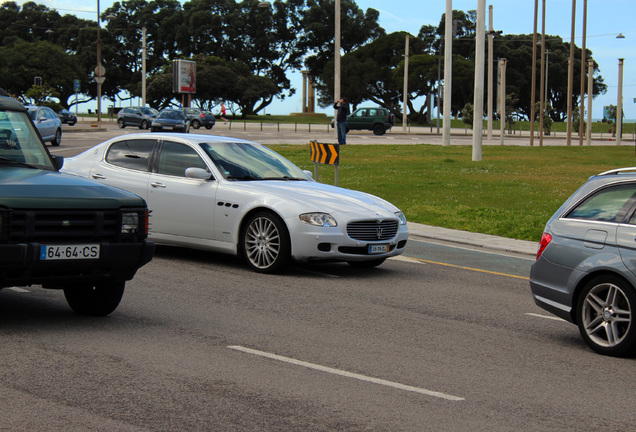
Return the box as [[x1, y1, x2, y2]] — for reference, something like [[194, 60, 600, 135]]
[[536, 232, 552, 260]]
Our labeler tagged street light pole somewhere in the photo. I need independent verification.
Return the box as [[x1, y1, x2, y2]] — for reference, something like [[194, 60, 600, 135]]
[[566, 0, 576, 146], [530, 0, 538, 146], [402, 34, 409, 132], [578, 0, 587, 146], [539, 0, 546, 146], [586, 59, 593, 146], [142, 27, 147, 106], [442, 0, 452, 146], [617, 58, 624, 146], [96, 0, 103, 125], [487, 5, 494, 141], [472, 0, 485, 161], [334, 0, 341, 139]]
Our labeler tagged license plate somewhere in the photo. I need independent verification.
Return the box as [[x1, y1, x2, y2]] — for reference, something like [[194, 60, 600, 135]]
[[368, 244, 389, 254], [40, 244, 100, 260], [164, 126, 173, 130]]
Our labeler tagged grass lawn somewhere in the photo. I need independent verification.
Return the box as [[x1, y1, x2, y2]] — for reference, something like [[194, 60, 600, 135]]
[[269, 144, 636, 242]]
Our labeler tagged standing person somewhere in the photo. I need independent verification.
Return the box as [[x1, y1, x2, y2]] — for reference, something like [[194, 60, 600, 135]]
[[220, 103, 227, 123], [333, 98, 349, 145]]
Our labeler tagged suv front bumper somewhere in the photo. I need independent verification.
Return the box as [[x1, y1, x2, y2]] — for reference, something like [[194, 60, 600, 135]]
[[0, 241, 155, 288]]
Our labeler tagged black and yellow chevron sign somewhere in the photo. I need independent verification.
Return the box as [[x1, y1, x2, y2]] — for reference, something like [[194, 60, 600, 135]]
[[310, 141, 339, 165]]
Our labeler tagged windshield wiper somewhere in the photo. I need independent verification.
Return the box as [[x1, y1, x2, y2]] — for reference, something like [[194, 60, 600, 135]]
[[226, 175, 260, 181], [0, 157, 38, 169], [262, 176, 306, 181]]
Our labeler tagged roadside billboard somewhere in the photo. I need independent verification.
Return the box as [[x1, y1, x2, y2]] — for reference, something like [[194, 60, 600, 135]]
[[173, 59, 196, 94]]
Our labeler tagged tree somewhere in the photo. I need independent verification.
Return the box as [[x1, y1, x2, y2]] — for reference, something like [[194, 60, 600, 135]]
[[492, 34, 607, 121], [0, 39, 82, 106], [300, 0, 384, 79], [461, 102, 473, 127], [146, 55, 279, 117]]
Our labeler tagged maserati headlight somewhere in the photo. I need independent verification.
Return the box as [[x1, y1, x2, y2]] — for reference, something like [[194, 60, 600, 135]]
[[395, 211, 407, 225], [299, 213, 337, 227]]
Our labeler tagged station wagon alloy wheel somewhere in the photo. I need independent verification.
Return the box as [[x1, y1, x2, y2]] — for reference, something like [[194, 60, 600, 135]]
[[577, 276, 636, 356]]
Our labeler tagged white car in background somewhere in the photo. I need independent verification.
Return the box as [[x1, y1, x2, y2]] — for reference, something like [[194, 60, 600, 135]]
[[61, 133, 409, 273]]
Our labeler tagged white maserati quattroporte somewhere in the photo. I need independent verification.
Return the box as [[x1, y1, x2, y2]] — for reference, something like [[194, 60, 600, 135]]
[[61, 133, 409, 273]]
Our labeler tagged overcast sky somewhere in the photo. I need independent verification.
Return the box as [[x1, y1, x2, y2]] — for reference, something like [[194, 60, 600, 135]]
[[16, 0, 636, 119]]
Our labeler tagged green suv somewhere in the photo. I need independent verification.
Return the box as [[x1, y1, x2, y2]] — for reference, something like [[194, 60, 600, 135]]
[[346, 107, 395, 135], [0, 90, 155, 316]]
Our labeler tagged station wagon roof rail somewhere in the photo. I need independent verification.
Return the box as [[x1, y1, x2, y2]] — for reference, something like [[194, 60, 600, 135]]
[[597, 167, 636, 176]]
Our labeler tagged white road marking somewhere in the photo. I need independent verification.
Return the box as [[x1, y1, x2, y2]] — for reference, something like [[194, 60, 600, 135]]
[[389, 255, 425, 264], [525, 313, 567, 322], [228, 345, 464, 401]]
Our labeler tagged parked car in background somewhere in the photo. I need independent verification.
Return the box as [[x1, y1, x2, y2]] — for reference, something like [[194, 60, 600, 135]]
[[61, 133, 409, 274], [151, 109, 190, 133], [181, 107, 215, 129], [0, 89, 154, 316], [530, 167, 636, 357], [117, 106, 159, 129], [25, 105, 62, 146], [56, 108, 77, 126], [332, 107, 395, 136]]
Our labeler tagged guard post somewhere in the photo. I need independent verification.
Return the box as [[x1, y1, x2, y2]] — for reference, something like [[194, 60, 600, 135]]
[[310, 141, 340, 186]]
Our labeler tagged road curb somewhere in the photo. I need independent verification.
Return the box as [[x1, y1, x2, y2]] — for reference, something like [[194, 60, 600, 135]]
[[407, 222, 538, 258]]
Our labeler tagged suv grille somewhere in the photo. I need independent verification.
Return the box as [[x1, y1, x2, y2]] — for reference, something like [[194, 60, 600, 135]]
[[347, 220, 398, 241], [3, 210, 120, 243]]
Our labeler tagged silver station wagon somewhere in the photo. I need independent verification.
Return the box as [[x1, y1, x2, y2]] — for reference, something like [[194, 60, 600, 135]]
[[530, 168, 636, 357]]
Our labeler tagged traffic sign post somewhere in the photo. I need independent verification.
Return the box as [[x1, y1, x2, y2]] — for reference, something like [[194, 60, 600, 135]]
[[310, 141, 340, 186]]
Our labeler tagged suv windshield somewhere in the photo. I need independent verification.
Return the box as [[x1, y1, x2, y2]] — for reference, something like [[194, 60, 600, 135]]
[[0, 109, 55, 169]]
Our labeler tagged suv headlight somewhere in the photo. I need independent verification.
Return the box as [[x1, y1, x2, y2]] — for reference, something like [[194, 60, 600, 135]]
[[121, 212, 140, 234], [299, 213, 337, 227], [395, 211, 407, 225]]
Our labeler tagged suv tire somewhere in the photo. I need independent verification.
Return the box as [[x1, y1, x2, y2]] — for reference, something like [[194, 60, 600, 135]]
[[63, 281, 126, 316], [373, 124, 386, 135]]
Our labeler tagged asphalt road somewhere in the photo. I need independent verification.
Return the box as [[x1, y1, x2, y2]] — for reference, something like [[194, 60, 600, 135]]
[[1, 238, 634, 431], [1, 127, 633, 431]]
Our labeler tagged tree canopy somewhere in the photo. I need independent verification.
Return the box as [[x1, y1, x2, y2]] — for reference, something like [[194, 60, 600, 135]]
[[0, 1, 607, 122]]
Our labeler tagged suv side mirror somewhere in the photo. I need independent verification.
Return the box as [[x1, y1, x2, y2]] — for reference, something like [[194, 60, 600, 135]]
[[51, 154, 64, 170]]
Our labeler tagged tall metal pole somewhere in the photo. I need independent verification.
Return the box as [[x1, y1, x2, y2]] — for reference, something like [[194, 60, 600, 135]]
[[578, 0, 587, 145], [530, 0, 538, 146], [539, 0, 546, 146], [617, 58, 624, 146], [142, 27, 147, 106], [566, 0, 576, 146], [545, 50, 550, 108], [442, 0, 452, 146], [487, 5, 493, 140], [96, 0, 102, 125], [472, 0, 485, 161], [499, 58, 507, 146], [402, 34, 409, 132], [586, 59, 593, 146], [437, 40, 442, 134], [334, 0, 341, 139]]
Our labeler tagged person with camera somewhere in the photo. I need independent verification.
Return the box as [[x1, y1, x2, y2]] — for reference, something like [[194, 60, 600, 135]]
[[333, 98, 350, 145]]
